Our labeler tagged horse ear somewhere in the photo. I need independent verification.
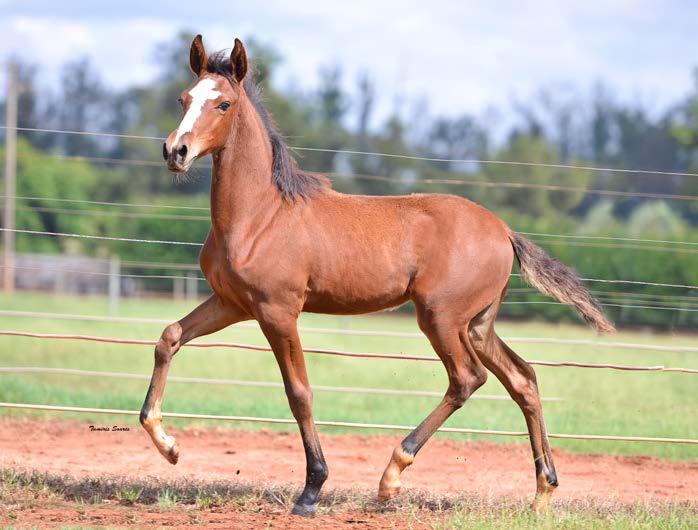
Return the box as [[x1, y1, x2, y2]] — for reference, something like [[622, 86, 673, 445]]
[[190, 34, 208, 76], [230, 38, 248, 82]]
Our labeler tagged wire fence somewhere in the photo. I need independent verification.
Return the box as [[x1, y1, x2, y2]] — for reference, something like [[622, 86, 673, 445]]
[[5, 124, 698, 179], [7, 227, 698, 261], [4, 228, 698, 310], [7, 250, 697, 291], [9, 198, 698, 249], [14, 153, 698, 203], [2, 313, 698, 353], [1, 330, 696, 373], [1, 402, 696, 445], [7, 265, 697, 304], [0, 366, 562, 402], [2, 124, 697, 447]]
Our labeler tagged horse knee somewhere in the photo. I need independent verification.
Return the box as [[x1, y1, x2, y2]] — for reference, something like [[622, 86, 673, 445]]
[[155, 322, 182, 363]]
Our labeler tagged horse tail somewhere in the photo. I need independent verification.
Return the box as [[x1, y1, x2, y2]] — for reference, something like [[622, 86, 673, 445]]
[[508, 231, 615, 332]]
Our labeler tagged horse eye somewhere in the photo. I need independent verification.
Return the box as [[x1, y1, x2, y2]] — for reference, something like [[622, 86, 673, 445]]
[[217, 101, 231, 111], [177, 97, 183, 106]]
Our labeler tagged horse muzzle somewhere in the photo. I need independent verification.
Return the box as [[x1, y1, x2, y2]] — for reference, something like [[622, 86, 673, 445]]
[[163, 142, 192, 172]]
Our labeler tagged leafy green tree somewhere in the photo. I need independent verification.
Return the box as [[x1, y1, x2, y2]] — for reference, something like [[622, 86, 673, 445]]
[[484, 134, 591, 217], [54, 58, 108, 156], [627, 201, 686, 237], [427, 115, 487, 172]]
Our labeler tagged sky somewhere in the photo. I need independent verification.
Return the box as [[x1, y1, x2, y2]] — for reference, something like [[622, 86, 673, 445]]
[[1, 0, 697, 128]]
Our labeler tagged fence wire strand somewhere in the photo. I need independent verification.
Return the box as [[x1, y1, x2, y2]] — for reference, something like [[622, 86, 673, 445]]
[[1, 315, 697, 353], [0, 402, 695, 444], [1, 330, 695, 373], [9, 197, 698, 248], [0, 366, 561, 401], [5, 125, 698, 179]]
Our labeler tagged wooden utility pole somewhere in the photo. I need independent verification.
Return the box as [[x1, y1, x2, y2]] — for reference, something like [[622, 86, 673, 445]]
[[3, 61, 18, 293]]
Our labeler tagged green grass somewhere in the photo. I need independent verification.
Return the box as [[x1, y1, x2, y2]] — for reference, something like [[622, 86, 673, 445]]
[[439, 504, 698, 529], [0, 291, 697, 460]]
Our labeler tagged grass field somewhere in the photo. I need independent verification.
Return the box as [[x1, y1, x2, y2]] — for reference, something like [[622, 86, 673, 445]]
[[0, 291, 696, 460]]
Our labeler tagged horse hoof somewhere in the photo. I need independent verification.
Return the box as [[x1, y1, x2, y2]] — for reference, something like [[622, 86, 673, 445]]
[[165, 442, 180, 465], [156, 438, 179, 465], [291, 503, 317, 517], [377, 482, 400, 502], [377, 446, 412, 502]]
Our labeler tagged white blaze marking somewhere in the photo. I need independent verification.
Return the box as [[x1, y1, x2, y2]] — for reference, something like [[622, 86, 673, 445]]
[[174, 78, 221, 145]]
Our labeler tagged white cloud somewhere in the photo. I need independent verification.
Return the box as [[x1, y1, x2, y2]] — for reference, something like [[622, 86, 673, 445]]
[[0, 1, 696, 129], [1, 16, 175, 89]]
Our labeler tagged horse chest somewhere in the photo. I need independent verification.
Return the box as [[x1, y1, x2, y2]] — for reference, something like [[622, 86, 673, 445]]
[[200, 241, 260, 298]]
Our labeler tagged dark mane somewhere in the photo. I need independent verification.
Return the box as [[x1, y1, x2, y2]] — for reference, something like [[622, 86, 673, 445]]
[[206, 50, 329, 201]]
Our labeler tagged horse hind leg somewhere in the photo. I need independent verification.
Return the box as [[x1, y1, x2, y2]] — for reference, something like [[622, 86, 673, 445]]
[[377, 309, 488, 501], [467, 304, 558, 511]]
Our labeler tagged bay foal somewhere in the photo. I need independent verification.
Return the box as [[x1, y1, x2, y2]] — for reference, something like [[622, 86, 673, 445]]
[[140, 35, 614, 516]]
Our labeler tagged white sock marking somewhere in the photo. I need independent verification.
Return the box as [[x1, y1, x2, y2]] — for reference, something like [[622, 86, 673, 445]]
[[174, 78, 221, 145]]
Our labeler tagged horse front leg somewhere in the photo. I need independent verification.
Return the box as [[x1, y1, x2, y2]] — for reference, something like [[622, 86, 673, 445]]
[[140, 294, 248, 463], [258, 309, 328, 517]]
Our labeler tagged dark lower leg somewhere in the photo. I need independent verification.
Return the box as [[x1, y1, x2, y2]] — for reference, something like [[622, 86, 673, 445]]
[[284, 381, 327, 515], [260, 320, 327, 516], [293, 419, 328, 515]]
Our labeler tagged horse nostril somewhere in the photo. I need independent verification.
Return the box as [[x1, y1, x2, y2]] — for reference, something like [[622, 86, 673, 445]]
[[177, 145, 188, 158], [162, 143, 168, 161]]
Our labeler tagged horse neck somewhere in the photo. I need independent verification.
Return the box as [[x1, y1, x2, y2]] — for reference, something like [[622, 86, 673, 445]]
[[209, 96, 279, 234]]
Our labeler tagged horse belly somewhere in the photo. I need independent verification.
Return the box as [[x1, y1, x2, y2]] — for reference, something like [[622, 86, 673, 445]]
[[302, 262, 412, 315]]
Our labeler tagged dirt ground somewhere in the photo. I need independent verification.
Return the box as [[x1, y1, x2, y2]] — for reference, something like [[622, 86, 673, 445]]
[[0, 417, 696, 528]]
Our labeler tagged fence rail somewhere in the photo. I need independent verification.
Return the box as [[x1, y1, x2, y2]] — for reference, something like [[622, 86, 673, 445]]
[[0, 366, 561, 402], [1, 330, 696, 373], [2, 316, 698, 353], [1, 402, 695, 444]]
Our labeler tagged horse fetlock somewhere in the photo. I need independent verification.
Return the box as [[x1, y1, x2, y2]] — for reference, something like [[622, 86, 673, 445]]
[[544, 467, 559, 488], [378, 446, 414, 502], [307, 461, 329, 486]]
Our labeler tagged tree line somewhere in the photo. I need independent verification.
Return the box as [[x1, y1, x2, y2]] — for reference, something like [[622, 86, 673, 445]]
[[2, 31, 698, 329]]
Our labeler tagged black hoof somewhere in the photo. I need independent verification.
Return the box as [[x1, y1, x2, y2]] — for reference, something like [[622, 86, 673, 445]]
[[291, 503, 317, 517]]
